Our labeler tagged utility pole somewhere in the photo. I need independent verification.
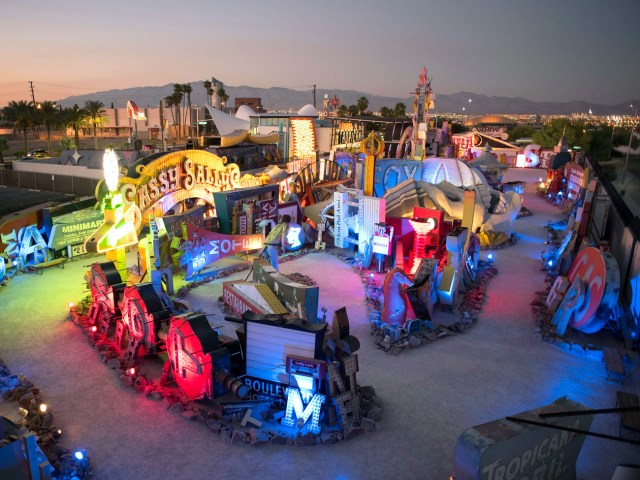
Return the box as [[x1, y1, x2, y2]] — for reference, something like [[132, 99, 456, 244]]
[[29, 81, 36, 105], [313, 84, 316, 108]]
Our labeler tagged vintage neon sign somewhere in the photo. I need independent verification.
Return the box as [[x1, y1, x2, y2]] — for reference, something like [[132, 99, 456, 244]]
[[113, 151, 262, 226], [565, 247, 620, 333], [290, 118, 316, 160], [48, 210, 104, 251], [182, 224, 263, 279], [282, 387, 325, 434], [1, 225, 49, 266]]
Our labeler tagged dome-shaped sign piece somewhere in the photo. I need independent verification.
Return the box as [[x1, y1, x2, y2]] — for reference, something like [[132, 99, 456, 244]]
[[567, 247, 620, 333]]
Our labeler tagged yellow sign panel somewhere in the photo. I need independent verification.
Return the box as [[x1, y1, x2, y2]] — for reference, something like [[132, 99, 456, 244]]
[[361, 132, 384, 197], [113, 150, 259, 226]]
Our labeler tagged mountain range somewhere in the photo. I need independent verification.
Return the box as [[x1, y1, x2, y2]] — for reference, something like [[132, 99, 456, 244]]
[[58, 82, 638, 116]]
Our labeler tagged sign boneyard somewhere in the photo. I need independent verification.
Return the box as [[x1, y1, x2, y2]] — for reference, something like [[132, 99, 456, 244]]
[[70, 255, 382, 445]]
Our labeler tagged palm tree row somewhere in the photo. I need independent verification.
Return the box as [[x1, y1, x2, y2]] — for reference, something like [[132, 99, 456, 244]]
[[164, 83, 196, 139], [1, 100, 108, 154]]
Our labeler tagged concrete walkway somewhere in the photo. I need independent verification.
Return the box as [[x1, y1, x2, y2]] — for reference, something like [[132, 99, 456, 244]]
[[1, 170, 638, 479]]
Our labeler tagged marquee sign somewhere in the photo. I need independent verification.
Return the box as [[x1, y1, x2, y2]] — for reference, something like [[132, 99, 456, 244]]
[[114, 150, 260, 226], [290, 118, 316, 160]]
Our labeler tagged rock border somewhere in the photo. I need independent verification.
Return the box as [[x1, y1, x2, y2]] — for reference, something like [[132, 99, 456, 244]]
[[328, 251, 498, 355], [0, 359, 92, 480]]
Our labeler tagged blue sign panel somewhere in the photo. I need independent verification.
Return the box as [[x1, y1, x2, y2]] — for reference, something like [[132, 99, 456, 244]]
[[373, 159, 423, 197]]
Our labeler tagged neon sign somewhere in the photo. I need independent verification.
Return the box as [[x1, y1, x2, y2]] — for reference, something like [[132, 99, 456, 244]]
[[565, 247, 620, 333], [290, 118, 316, 159], [103, 148, 119, 192], [182, 224, 263, 279], [113, 151, 259, 226], [1, 225, 49, 266], [282, 387, 325, 434]]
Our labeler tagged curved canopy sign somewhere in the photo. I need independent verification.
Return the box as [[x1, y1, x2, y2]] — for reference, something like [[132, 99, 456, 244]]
[[103, 150, 261, 227]]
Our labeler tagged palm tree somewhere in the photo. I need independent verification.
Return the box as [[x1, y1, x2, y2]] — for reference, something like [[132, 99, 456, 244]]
[[3, 100, 34, 155], [172, 84, 184, 137], [62, 105, 88, 148], [356, 96, 369, 116], [165, 91, 182, 138], [393, 102, 407, 117], [164, 95, 177, 128], [380, 106, 394, 117], [182, 83, 193, 137], [0, 136, 8, 163], [203, 80, 213, 105], [216, 86, 229, 111], [38, 101, 60, 155], [84, 100, 108, 149]]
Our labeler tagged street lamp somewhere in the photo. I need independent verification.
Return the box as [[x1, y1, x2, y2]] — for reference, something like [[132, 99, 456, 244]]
[[468, 98, 472, 117]]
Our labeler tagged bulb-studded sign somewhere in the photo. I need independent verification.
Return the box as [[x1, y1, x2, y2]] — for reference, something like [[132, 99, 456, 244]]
[[565, 247, 620, 333], [165, 313, 219, 400]]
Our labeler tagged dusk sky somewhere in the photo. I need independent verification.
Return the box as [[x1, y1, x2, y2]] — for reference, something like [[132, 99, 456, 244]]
[[2, 0, 639, 108]]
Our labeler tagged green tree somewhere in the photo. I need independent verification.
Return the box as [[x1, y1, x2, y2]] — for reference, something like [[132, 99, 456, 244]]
[[379, 106, 394, 117], [0, 136, 8, 163], [337, 105, 349, 117], [507, 125, 535, 142], [62, 105, 88, 148], [348, 105, 359, 117], [182, 83, 193, 137], [393, 102, 407, 117], [38, 101, 60, 156], [59, 137, 76, 150], [171, 84, 184, 136], [203, 80, 213, 105], [532, 118, 591, 151], [216, 86, 229, 111], [356, 96, 369, 116], [3, 100, 34, 155], [84, 100, 108, 149], [164, 92, 182, 137]]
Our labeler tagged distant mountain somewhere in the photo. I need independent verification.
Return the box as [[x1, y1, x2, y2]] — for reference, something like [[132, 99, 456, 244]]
[[58, 82, 637, 116]]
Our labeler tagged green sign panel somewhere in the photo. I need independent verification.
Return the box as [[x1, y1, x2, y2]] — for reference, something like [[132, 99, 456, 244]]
[[48, 209, 104, 250]]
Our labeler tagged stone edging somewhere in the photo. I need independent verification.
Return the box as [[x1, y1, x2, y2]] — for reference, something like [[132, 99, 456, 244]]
[[0, 359, 92, 479]]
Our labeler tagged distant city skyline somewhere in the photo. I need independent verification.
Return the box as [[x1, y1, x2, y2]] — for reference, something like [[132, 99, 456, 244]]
[[1, 0, 639, 108]]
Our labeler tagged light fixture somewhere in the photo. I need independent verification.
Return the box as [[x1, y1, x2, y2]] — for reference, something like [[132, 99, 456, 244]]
[[74, 451, 84, 461], [39, 404, 48, 413]]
